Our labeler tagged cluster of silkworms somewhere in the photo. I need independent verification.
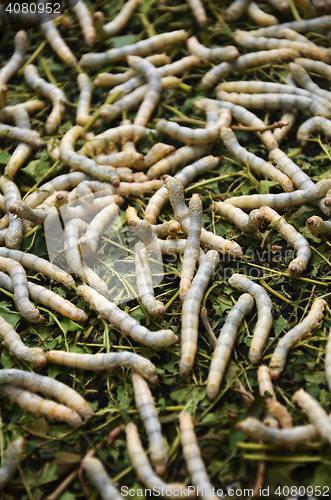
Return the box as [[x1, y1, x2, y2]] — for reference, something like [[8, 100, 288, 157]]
[[0, 0, 330, 496]]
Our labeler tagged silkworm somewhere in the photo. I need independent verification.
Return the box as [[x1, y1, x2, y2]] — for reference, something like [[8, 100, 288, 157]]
[[145, 155, 220, 223], [0, 314, 46, 366], [9, 201, 59, 227], [273, 109, 298, 144], [0, 123, 42, 148], [0, 30, 27, 91], [132, 370, 167, 474], [179, 413, 219, 500], [0, 368, 93, 421], [269, 148, 314, 191], [219, 127, 293, 191], [228, 273, 273, 364], [223, 0, 251, 22], [179, 194, 202, 302], [236, 417, 317, 449], [0, 248, 74, 288], [180, 250, 220, 374], [201, 48, 300, 88], [260, 205, 311, 274], [186, 0, 207, 27], [234, 34, 330, 63], [96, 151, 143, 168], [144, 143, 175, 169], [135, 241, 165, 317], [187, 36, 239, 63], [80, 30, 189, 70], [83, 456, 123, 500], [247, 3, 279, 26], [71, 0, 95, 47], [293, 388, 331, 445], [307, 215, 331, 234], [127, 55, 162, 127], [0, 176, 23, 249], [46, 350, 159, 384], [4, 108, 32, 178], [40, 19, 78, 68], [266, 0, 289, 10], [258, 366, 293, 428], [77, 284, 179, 348], [212, 202, 264, 233], [224, 178, 331, 210], [216, 91, 331, 118], [60, 126, 120, 185], [0, 100, 45, 123], [0, 384, 83, 428], [24, 65, 66, 135], [207, 293, 254, 400], [270, 298, 326, 379], [240, 15, 331, 37], [76, 73, 93, 126], [236, 27, 313, 44], [164, 175, 243, 257], [289, 62, 331, 103], [127, 209, 161, 246], [116, 180, 163, 197], [294, 57, 331, 81], [0, 270, 87, 321], [297, 116, 331, 145], [0, 438, 25, 491], [146, 145, 208, 179], [93, 0, 140, 40]]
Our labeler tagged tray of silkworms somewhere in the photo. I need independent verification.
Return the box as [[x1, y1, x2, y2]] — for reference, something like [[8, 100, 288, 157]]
[[0, 0, 331, 497]]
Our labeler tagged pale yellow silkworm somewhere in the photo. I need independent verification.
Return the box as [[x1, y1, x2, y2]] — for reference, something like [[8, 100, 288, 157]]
[[80, 30, 189, 70], [212, 201, 264, 233], [186, 0, 207, 27], [180, 250, 220, 374], [24, 65, 66, 135], [93, 0, 140, 40], [77, 284, 179, 348], [4, 108, 33, 179], [0, 123, 42, 148], [116, 180, 163, 197], [0, 314, 46, 366], [40, 19, 78, 68], [207, 293, 254, 400], [270, 298, 326, 379], [293, 388, 331, 445], [0, 438, 25, 491], [0, 384, 83, 428], [187, 37, 239, 63], [258, 366, 293, 428], [83, 456, 123, 500], [201, 48, 299, 88], [179, 193, 202, 302], [143, 143, 176, 169], [71, 0, 95, 47], [0, 100, 45, 123], [96, 151, 144, 168], [247, 2, 279, 26], [219, 127, 293, 191], [297, 116, 331, 145], [294, 57, 331, 81], [132, 371, 167, 474], [307, 215, 331, 234], [46, 349, 159, 385], [135, 241, 165, 317], [179, 413, 219, 500], [0, 176, 23, 249], [76, 73, 93, 126], [228, 273, 273, 364], [223, 0, 251, 22]]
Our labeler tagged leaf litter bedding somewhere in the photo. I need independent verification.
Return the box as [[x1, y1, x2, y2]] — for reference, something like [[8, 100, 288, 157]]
[[0, 0, 330, 497]]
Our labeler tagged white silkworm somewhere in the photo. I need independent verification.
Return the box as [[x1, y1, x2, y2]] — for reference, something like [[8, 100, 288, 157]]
[[0, 369, 93, 421], [96, 151, 144, 168], [0, 314, 46, 366], [116, 179, 163, 197], [76, 73, 93, 126], [201, 48, 299, 88], [40, 20, 78, 68], [186, 0, 207, 27], [219, 127, 293, 191], [80, 30, 189, 70], [273, 109, 298, 144], [187, 36, 239, 63], [216, 90, 331, 118], [135, 241, 165, 317], [46, 350, 159, 385], [0, 256, 43, 323], [0, 438, 24, 491], [247, 2, 278, 26], [179, 413, 219, 500], [212, 202, 264, 233], [0, 30, 27, 92], [77, 284, 179, 348], [60, 126, 120, 185], [0, 100, 45, 123], [228, 273, 273, 365], [294, 57, 331, 81], [143, 143, 175, 169], [235, 27, 314, 44], [93, 0, 140, 40], [0, 123, 42, 148], [164, 175, 243, 257], [258, 366, 293, 428], [307, 215, 331, 234], [127, 55, 162, 127], [236, 417, 317, 449], [270, 298, 326, 379], [223, 0, 251, 22], [269, 148, 313, 191], [126, 423, 191, 497], [132, 371, 167, 474], [4, 108, 32, 179], [71, 0, 95, 47], [293, 389, 331, 445], [289, 62, 331, 103], [239, 15, 331, 37], [207, 293, 254, 400], [146, 145, 208, 179], [0, 270, 87, 321], [180, 250, 220, 374], [0, 247, 75, 288], [179, 193, 202, 302], [297, 116, 331, 145], [0, 384, 82, 428], [0, 176, 23, 249], [83, 456, 123, 500], [234, 34, 330, 63], [24, 65, 66, 135]]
